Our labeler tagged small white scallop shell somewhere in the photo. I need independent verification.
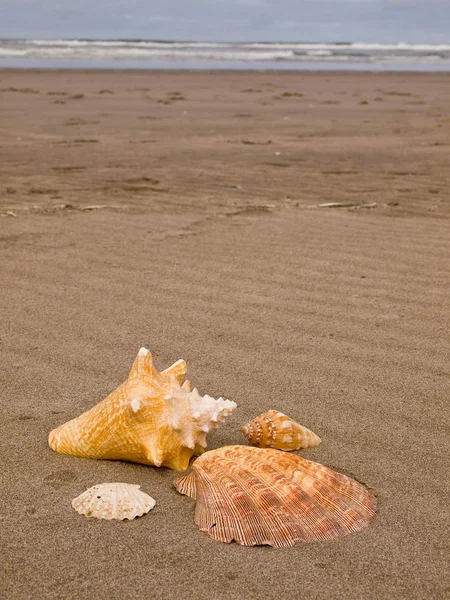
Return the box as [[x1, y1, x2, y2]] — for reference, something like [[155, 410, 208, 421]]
[[72, 483, 156, 520]]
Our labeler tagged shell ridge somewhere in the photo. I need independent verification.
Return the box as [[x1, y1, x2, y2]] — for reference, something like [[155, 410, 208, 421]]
[[191, 460, 247, 543], [263, 451, 376, 539], [220, 466, 275, 545], [272, 483, 347, 540], [128, 484, 152, 517], [234, 455, 328, 543], [289, 459, 375, 519], [77, 487, 97, 518], [86, 487, 101, 518], [194, 464, 234, 532], [177, 446, 376, 546], [267, 455, 376, 536], [200, 456, 295, 546], [227, 470, 300, 546], [113, 484, 120, 520], [313, 482, 376, 524], [266, 453, 375, 530], [120, 484, 131, 518], [196, 463, 269, 545], [174, 472, 197, 499]]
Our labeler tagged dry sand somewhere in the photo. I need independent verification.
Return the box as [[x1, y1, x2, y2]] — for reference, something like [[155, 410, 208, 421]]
[[1, 70, 449, 600]]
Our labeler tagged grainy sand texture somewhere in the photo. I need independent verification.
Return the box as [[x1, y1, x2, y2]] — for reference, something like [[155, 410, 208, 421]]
[[1, 70, 449, 600]]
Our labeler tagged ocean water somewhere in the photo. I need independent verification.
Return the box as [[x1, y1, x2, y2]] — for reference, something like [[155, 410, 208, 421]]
[[1, 39, 450, 70]]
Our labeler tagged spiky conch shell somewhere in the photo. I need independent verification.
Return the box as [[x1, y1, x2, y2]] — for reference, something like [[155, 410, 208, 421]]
[[48, 348, 237, 471], [72, 483, 156, 520], [241, 410, 321, 451], [174, 445, 376, 547]]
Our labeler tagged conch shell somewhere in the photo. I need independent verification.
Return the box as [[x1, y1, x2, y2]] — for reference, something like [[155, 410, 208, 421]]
[[72, 483, 156, 520], [174, 445, 376, 547], [49, 348, 237, 471], [241, 410, 321, 450]]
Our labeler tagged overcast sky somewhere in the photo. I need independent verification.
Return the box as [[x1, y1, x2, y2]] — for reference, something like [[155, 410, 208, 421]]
[[1, 0, 449, 43]]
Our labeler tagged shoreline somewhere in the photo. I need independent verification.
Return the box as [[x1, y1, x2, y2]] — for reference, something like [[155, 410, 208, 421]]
[[2, 66, 450, 76], [2, 62, 450, 72]]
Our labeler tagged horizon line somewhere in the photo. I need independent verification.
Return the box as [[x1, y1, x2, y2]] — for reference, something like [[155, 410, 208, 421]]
[[2, 38, 446, 45]]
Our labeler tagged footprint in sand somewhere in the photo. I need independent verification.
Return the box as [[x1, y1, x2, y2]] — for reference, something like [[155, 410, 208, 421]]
[[44, 469, 77, 490], [241, 140, 272, 146], [280, 92, 304, 98], [381, 90, 414, 97], [123, 176, 160, 185], [0, 87, 39, 94], [52, 166, 87, 173], [72, 139, 100, 144], [64, 118, 99, 126], [29, 187, 59, 195], [167, 91, 186, 101]]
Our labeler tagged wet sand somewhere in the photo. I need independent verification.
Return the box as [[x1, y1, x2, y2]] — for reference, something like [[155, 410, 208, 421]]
[[1, 70, 449, 600]]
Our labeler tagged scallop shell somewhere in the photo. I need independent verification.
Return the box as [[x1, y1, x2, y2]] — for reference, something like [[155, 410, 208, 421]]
[[49, 348, 237, 471], [72, 483, 156, 520], [174, 445, 376, 547], [241, 410, 321, 450]]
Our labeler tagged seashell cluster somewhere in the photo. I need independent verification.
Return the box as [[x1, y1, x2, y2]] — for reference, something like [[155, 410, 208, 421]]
[[241, 410, 321, 451], [48, 344, 376, 544], [49, 348, 237, 471], [174, 445, 376, 547], [72, 483, 156, 520]]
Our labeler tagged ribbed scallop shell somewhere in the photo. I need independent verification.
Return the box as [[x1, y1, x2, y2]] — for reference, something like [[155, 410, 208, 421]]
[[174, 445, 376, 547], [49, 348, 236, 471], [72, 483, 156, 520], [241, 410, 321, 450]]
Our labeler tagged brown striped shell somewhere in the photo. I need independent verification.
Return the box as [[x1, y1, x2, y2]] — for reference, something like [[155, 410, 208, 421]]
[[241, 410, 321, 451], [174, 445, 376, 547]]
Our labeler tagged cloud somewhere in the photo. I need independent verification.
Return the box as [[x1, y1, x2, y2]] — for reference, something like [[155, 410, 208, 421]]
[[0, 0, 448, 43]]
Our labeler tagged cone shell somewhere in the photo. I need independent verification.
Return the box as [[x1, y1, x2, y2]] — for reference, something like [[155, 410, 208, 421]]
[[72, 483, 156, 520], [49, 348, 237, 471], [174, 445, 376, 547], [241, 410, 321, 451]]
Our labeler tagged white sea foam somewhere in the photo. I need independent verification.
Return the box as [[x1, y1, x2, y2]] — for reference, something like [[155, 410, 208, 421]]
[[0, 39, 449, 68], [306, 50, 333, 57]]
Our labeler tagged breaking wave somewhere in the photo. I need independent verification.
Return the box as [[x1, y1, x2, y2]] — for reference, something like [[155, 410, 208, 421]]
[[0, 39, 449, 68]]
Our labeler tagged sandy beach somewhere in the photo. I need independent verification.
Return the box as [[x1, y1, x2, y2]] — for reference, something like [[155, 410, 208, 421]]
[[1, 69, 449, 600]]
